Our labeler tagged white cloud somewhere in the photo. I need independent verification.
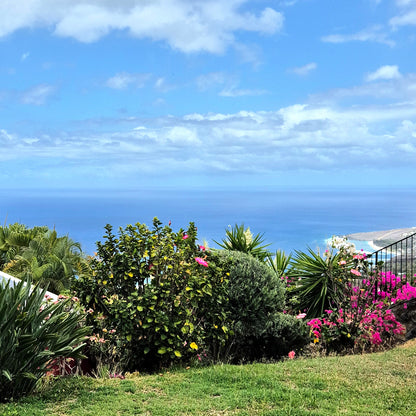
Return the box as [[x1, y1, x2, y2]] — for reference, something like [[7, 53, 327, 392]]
[[219, 86, 268, 97], [322, 25, 395, 47], [20, 52, 30, 61], [105, 72, 151, 89], [20, 84, 56, 105], [196, 72, 227, 91], [365, 65, 402, 82], [289, 62, 317, 76], [390, 0, 416, 28], [0, 0, 284, 54]]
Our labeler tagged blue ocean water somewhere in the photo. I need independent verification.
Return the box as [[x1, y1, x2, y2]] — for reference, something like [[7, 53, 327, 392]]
[[1, 188, 415, 256]]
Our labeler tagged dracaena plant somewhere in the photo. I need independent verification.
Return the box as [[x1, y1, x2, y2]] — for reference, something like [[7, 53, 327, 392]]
[[0, 279, 90, 402]]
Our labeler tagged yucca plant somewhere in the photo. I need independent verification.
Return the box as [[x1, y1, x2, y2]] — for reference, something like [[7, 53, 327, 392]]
[[290, 248, 344, 319], [214, 224, 271, 261], [0, 279, 90, 402], [266, 249, 292, 279]]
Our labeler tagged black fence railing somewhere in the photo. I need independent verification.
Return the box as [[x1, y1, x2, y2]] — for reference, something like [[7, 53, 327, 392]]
[[367, 232, 416, 284]]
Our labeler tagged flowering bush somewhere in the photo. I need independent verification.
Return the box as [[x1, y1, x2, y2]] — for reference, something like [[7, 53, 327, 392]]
[[289, 236, 416, 353], [73, 218, 230, 371], [306, 268, 414, 353]]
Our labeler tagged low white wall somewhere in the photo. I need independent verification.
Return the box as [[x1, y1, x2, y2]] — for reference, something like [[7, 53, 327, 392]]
[[0, 271, 59, 301]]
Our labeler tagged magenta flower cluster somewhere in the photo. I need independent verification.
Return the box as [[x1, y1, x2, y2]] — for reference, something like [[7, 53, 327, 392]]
[[307, 271, 415, 352]]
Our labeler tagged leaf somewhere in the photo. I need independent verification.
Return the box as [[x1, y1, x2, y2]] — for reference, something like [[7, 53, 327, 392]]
[[174, 350, 182, 358], [2, 370, 12, 381], [157, 347, 167, 355]]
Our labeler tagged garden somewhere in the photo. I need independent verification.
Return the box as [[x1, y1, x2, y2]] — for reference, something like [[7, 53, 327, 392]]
[[1, 220, 415, 414]]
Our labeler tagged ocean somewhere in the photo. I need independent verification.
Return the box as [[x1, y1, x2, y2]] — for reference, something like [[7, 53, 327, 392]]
[[1, 188, 416, 256]]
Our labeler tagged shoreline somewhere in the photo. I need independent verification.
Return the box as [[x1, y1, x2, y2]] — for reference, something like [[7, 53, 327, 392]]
[[347, 227, 416, 252]]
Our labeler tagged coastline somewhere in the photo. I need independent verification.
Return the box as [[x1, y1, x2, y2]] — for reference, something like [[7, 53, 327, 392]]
[[347, 227, 416, 252], [367, 240, 383, 252]]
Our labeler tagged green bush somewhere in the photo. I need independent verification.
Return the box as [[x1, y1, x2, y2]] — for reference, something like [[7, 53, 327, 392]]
[[213, 250, 308, 361], [74, 218, 230, 371], [0, 279, 89, 402]]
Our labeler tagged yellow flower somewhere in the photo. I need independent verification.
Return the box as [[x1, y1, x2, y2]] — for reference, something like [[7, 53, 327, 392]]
[[190, 342, 198, 350], [347, 333, 351, 338], [313, 338, 319, 343]]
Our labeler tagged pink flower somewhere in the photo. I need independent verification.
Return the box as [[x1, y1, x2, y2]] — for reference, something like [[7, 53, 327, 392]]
[[195, 257, 209, 267], [199, 245, 206, 251], [371, 331, 382, 345], [296, 313, 306, 319], [338, 260, 347, 265], [350, 269, 361, 277], [288, 350, 295, 359], [182, 234, 189, 240]]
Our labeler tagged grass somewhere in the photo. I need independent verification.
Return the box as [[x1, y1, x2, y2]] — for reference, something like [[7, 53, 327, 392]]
[[2, 340, 416, 416]]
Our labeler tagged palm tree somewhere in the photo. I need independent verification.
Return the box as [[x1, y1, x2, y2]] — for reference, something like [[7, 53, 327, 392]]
[[1, 226, 89, 294]]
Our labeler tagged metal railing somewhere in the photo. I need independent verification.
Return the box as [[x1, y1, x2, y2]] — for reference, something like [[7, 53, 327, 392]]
[[367, 232, 416, 284]]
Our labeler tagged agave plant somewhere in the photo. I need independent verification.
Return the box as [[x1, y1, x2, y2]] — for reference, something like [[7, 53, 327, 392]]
[[290, 248, 344, 318], [0, 279, 90, 402], [214, 224, 271, 261]]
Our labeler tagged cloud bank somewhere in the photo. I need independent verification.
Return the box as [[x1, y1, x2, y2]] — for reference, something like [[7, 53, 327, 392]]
[[3, 73, 416, 186], [0, 0, 283, 54]]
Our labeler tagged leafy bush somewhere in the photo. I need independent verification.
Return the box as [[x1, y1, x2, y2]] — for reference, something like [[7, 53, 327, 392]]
[[74, 218, 230, 371], [0, 279, 89, 402], [213, 250, 308, 361]]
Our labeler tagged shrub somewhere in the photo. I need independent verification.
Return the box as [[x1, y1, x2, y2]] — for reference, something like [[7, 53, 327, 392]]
[[0, 279, 89, 402], [213, 250, 308, 361], [304, 242, 416, 354], [74, 218, 230, 371]]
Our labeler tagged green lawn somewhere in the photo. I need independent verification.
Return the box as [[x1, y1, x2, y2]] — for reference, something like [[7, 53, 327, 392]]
[[2, 341, 416, 416]]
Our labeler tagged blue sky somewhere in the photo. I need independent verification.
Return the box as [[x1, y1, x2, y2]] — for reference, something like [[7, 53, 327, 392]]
[[1, 0, 416, 190]]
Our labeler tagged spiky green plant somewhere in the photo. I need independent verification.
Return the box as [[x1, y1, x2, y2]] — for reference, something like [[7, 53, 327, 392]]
[[214, 224, 271, 261], [266, 249, 292, 279], [0, 279, 90, 402], [290, 248, 343, 318]]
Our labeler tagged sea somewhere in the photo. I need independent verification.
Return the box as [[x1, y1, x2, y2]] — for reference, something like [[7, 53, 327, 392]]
[[1, 188, 416, 256]]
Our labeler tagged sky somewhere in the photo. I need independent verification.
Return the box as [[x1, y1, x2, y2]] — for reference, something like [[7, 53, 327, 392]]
[[1, 0, 416, 191]]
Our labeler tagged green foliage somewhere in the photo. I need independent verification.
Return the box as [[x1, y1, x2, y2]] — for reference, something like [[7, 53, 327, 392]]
[[74, 218, 230, 371], [0, 224, 88, 293], [213, 250, 308, 361], [0, 279, 90, 402], [214, 224, 271, 261], [289, 247, 344, 318], [266, 249, 292, 279]]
